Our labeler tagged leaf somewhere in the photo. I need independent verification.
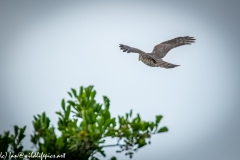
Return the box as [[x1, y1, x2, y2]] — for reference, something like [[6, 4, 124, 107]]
[[61, 99, 65, 110], [131, 123, 140, 132], [14, 125, 19, 138], [18, 126, 26, 142], [97, 147, 106, 157], [55, 111, 62, 117], [91, 157, 99, 160], [18, 146, 23, 152], [140, 121, 148, 131], [155, 115, 163, 124], [125, 113, 129, 120], [33, 115, 38, 121], [137, 138, 146, 148], [65, 105, 71, 119], [42, 112, 46, 121], [90, 90, 96, 99], [97, 117, 104, 126], [98, 139, 105, 144], [69, 144, 78, 151], [129, 110, 133, 117], [67, 92, 72, 98], [104, 119, 112, 128], [82, 110, 88, 122], [137, 114, 141, 122], [110, 156, 117, 160], [79, 86, 84, 97], [111, 118, 116, 127], [157, 126, 168, 133], [149, 122, 155, 131], [71, 88, 77, 97], [91, 111, 96, 123], [103, 96, 110, 109], [33, 121, 38, 130], [67, 100, 75, 107], [31, 135, 37, 145]]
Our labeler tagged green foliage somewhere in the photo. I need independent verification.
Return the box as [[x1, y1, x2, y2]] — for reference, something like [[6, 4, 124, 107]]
[[0, 125, 30, 160], [0, 86, 168, 160]]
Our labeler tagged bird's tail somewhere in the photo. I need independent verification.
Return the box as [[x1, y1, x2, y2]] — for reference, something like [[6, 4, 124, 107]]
[[156, 59, 180, 69]]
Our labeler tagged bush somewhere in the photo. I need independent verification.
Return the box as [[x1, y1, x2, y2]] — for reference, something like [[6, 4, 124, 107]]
[[0, 86, 168, 160]]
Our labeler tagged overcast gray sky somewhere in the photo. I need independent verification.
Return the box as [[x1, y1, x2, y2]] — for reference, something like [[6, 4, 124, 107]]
[[0, 0, 240, 160]]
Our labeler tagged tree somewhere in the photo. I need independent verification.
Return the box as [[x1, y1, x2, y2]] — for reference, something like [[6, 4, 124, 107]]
[[0, 86, 168, 160]]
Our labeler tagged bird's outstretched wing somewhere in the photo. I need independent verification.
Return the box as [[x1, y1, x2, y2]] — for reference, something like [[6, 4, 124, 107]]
[[119, 44, 146, 54], [152, 36, 196, 59], [156, 59, 180, 69]]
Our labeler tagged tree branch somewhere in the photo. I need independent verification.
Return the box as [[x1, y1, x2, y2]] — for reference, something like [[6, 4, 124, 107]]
[[101, 144, 126, 148]]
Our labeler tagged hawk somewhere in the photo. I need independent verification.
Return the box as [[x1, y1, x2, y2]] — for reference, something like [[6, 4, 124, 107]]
[[119, 36, 196, 69]]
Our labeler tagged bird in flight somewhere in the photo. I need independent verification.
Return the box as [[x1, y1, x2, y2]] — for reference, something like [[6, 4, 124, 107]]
[[119, 36, 196, 69]]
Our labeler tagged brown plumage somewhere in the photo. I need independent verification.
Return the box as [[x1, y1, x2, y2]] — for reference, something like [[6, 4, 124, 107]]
[[119, 36, 196, 69]]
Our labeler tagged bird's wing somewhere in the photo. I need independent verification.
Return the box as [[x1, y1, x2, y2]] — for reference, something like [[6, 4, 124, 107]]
[[152, 36, 196, 58], [119, 44, 146, 54], [156, 59, 180, 69]]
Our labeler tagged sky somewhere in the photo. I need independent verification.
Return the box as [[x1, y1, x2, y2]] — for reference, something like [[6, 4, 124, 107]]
[[0, 0, 240, 160]]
